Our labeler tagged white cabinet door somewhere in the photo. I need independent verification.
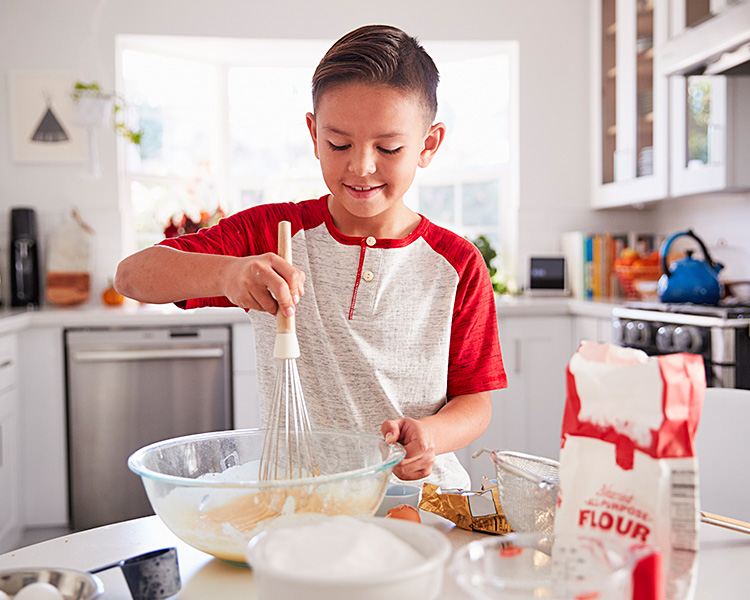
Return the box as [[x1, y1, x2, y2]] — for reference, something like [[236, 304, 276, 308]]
[[461, 317, 572, 488], [0, 395, 20, 553], [571, 315, 615, 356], [0, 333, 21, 553], [670, 75, 750, 196], [665, 0, 750, 62], [18, 327, 68, 527], [590, 0, 669, 208], [231, 322, 261, 429]]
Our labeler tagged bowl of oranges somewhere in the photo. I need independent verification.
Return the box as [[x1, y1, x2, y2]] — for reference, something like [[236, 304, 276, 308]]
[[614, 249, 662, 300]]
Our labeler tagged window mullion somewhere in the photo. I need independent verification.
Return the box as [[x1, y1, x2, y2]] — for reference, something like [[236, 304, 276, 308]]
[[216, 64, 231, 214]]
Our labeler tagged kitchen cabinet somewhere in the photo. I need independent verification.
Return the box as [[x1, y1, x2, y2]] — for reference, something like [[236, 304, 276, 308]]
[[458, 316, 572, 487], [0, 333, 21, 553], [664, 0, 750, 72], [232, 322, 261, 429], [669, 74, 750, 196], [571, 314, 615, 355], [17, 326, 68, 528], [590, 0, 669, 207]]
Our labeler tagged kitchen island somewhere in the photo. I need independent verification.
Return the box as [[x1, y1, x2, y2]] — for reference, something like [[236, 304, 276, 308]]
[[0, 513, 748, 599]]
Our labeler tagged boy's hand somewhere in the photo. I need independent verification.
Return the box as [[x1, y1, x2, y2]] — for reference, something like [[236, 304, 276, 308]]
[[223, 253, 305, 317], [381, 418, 436, 481]]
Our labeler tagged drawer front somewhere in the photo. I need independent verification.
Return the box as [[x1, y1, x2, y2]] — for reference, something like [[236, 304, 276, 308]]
[[0, 335, 19, 393]]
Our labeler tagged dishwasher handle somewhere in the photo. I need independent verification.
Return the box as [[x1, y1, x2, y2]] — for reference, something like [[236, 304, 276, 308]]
[[72, 347, 225, 363]]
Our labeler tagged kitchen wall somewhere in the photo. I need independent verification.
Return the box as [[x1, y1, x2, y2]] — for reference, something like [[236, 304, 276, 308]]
[[0, 0, 747, 303]]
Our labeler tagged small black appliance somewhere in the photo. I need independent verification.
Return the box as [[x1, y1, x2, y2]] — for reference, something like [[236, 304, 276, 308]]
[[10, 207, 41, 307]]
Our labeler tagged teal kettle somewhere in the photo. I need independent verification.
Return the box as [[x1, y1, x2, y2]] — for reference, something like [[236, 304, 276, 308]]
[[657, 230, 723, 304]]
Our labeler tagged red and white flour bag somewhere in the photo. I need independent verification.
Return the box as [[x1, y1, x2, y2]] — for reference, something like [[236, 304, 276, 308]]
[[555, 341, 705, 600]]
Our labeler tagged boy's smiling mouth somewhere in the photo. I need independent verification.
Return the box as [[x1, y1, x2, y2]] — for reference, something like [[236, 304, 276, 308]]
[[344, 183, 385, 198]]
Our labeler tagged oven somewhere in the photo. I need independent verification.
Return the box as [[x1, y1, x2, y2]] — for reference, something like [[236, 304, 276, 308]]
[[612, 302, 750, 390]]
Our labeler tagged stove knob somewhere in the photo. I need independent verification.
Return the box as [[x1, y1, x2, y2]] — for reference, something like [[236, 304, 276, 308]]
[[624, 320, 649, 347], [656, 325, 675, 352], [673, 326, 702, 353]]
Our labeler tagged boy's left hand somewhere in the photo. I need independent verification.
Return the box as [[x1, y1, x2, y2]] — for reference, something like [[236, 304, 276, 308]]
[[381, 418, 436, 481]]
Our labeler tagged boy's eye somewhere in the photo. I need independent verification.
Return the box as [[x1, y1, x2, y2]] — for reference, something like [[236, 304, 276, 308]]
[[378, 147, 402, 155], [328, 142, 350, 152]]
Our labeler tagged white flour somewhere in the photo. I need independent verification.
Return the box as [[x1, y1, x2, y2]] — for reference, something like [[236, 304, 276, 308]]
[[257, 515, 424, 579]]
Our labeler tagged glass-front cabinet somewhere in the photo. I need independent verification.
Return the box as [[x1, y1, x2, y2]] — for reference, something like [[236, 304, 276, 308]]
[[670, 75, 750, 195], [665, 0, 750, 196], [591, 0, 668, 207], [668, 0, 747, 39]]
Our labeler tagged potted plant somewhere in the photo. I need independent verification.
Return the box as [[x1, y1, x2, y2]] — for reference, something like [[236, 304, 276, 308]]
[[71, 81, 143, 145], [470, 235, 508, 295]]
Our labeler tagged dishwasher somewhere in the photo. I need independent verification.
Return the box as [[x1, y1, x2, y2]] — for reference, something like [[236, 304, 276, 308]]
[[65, 325, 232, 531]]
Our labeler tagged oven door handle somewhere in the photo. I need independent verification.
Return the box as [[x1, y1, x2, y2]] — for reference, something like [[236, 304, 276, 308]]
[[72, 348, 225, 362]]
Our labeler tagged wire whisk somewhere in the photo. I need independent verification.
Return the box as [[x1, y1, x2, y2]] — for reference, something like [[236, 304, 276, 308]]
[[259, 221, 319, 481]]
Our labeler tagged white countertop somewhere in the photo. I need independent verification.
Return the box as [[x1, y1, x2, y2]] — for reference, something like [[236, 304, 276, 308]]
[[1, 515, 748, 599], [0, 296, 621, 336], [496, 295, 621, 319], [0, 301, 251, 335]]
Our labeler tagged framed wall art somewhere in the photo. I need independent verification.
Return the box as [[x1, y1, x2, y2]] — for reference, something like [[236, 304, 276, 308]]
[[8, 71, 86, 163]]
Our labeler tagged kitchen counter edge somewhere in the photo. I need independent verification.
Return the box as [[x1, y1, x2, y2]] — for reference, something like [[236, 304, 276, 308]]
[[0, 296, 621, 336], [0, 303, 251, 335]]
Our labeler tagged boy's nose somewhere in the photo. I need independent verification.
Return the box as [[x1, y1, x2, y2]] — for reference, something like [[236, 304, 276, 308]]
[[348, 149, 377, 176]]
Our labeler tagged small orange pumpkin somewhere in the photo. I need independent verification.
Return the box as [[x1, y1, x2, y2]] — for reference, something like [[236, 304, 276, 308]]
[[102, 281, 124, 306]]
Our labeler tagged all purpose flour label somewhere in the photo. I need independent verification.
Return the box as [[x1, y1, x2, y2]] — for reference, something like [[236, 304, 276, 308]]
[[555, 342, 704, 600]]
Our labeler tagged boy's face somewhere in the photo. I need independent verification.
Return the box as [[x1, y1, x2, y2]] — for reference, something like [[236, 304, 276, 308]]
[[306, 82, 444, 237]]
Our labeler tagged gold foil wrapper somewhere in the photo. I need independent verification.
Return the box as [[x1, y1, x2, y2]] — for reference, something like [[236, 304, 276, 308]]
[[418, 482, 513, 534]]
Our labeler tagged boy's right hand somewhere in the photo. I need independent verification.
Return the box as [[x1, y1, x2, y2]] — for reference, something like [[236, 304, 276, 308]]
[[223, 253, 305, 317]]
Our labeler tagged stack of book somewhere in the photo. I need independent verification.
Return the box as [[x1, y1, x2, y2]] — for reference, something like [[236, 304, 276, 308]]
[[562, 231, 664, 300]]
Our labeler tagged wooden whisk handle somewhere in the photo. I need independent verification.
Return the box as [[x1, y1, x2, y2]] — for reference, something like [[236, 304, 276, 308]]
[[277, 220, 294, 335]]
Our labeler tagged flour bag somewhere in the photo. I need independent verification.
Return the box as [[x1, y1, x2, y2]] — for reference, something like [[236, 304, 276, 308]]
[[555, 341, 704, 600]]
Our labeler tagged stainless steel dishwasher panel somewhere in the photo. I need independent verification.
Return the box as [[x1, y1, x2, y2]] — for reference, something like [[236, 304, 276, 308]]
[[65, 326, 232, 531]]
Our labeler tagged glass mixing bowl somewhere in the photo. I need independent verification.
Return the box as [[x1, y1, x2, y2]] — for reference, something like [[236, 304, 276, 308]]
[[128, 428, 405, 565]]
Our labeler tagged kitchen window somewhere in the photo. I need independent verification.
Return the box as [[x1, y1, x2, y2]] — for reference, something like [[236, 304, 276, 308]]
[[117, 37, 518, 274]]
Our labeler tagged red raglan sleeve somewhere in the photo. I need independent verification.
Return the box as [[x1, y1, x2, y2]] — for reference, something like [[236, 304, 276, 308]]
[[446, 242, 507, 398], [155, 200, 320, 309]]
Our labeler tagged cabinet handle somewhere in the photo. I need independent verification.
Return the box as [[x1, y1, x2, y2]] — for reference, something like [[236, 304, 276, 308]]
[[708, 123, 724, 166], [514, 339, 521, 375], [0, 424, 3, 468], [0, 359, 12, 369]]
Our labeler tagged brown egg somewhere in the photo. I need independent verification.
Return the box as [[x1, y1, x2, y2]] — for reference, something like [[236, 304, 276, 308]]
[[385, 504, 421, 523]]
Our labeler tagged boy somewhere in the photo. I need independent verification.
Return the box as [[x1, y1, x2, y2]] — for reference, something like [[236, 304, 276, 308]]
[[115, 24, 507, 489]]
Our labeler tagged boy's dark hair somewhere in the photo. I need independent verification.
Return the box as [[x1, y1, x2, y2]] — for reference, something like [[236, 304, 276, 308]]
[[312, 24, 439, 124]]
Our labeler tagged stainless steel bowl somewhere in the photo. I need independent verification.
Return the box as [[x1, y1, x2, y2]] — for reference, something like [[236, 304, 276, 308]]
[[0, 567, 104, 600]]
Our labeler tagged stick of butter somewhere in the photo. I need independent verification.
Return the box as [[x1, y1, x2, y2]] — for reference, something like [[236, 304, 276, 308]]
[[418, 482, 513, 534]]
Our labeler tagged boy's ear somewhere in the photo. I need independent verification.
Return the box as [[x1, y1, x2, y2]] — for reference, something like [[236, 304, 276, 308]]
[[418, 122, 446, 168], [306, 112, 320, 159]]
